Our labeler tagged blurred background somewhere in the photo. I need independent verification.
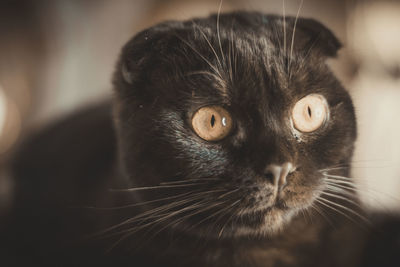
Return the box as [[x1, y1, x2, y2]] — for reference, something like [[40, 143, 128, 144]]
[[0, 0, 399, 216]]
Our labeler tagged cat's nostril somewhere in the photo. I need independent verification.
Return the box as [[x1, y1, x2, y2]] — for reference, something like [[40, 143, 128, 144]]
[[264, 162, 295, 189]]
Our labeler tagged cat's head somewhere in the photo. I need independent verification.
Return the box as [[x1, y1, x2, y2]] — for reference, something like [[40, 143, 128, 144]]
[[112, 12, 356, 238]]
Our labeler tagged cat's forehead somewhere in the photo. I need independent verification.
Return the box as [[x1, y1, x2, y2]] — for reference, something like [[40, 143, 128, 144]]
[[169, 21, 330, 107], [117, 12, 342, 111]]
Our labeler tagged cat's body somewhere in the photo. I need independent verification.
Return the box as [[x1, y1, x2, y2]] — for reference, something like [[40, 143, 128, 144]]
[[4, 102, 366, 267], [2, 11, 400, 267]]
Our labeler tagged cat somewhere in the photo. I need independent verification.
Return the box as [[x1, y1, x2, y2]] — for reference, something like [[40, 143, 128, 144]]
[[2, 11, 400, 267]]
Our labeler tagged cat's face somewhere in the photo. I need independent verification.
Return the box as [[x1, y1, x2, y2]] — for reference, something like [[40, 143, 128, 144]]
[[113, 12, 356, 238]]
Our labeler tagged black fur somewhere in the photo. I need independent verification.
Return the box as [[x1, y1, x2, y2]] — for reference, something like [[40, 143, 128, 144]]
[[2, 11, 399, 267]]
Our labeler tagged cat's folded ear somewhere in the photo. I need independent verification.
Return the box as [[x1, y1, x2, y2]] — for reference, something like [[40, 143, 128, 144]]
[[116, 29, 165, 86], [291, 17, 342, 58], [114, 22, 182, 88]]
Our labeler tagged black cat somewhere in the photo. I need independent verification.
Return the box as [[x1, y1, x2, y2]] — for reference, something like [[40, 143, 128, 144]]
[[2, 11, 399, 267]]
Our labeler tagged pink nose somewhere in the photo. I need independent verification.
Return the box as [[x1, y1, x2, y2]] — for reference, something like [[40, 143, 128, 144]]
[[264, 162, 295, 190]]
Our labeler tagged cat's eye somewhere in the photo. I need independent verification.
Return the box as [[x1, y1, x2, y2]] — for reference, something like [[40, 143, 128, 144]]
[[292, 94, 328, 133], [192, 106, 232, 141]]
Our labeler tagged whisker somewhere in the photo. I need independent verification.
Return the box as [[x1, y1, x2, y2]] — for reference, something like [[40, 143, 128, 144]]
[[315, 198, 367, 229], [324, 177, 358, 186], [160, 178, 219, 185], [317, 197, 371, 225], [227, 30, 234, 83], [191, 21, 223, 69], [230, 26, 238, 81], [147, 200, 230, 241], [122, 190, 233, 243], [324, 174, 397, 195], [299, 33, 322, 66], [188, 198, 239, 232], [218, 200, 241, 238], [80, 191, 196, 210], [282, 0, 287, 55], [217, 188, 239, 199], [319, 165, 350, 173], [310, 204, 335, 228], [324, 178, 394, 199], [186, 71, 226, 88], [92, 193, 210, 237], [323, 183, 387, 210], [109, 183, 203, 192], [100, 196, 216, 245], [217, 0, 225, 62], [289, 0, 303, 77], [175, 35, 222, 79], [130, 189, 227, 222], [324, 180, 357, 192], [107, 199, 212, 251], [324, 177, 400, 208], [92, 188, 228, 238], [300, 209, 309, 224], [319, 191, 363, 209], [324, 184, 355, 197]]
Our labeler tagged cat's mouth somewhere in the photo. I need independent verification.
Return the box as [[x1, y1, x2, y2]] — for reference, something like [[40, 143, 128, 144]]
[[148, 172, 321, 239], [210, 202, 294, 238], [160, 185, 315, 240], [235, 190, 285, 215], [213, 183, 318, 238]]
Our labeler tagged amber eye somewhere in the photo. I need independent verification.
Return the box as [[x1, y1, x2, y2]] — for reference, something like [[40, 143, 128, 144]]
[[192, 106, 233, 141], [292, 94, 328, 133]]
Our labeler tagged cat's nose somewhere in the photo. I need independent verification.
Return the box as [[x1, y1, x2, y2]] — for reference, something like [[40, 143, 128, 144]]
[[264, 162, 295, 190]]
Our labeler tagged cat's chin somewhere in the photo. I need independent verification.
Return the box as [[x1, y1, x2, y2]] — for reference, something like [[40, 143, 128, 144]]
[[171, 204, 302, 240], [218, 205, 300, 239]]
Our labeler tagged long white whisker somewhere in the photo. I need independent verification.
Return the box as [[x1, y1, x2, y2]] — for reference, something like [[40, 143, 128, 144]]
[[217, 200, 241, 238], [324, 179, 392, 199], [217, 188, 239, 199], [324, 173, 400, 199], [319, 166, 349, 172], [148, 199, 230, 240], [310, 204, 335, 228], [186, 71, 226, 88], [102, 190, 228, 242], [282, 0, 287, 56], [324, 177, 358, 187], [189, 199, 239, 232], [317, 197, 371, 225], [315, 198, 367, 229], [160, 178, 219, 185], [81, 191, 196, 210], [92, 191, 219, 237], [109, 183, 203, 192], [217, 0, 225, 62], [289, 0, 303, 77], [324, 177, 400, 208], [227, 31, 234, 83], [191, 21, 223, 69], [324, 181, 357, 192], [107, 199, 212, 251], [176, 35, 223, 79], [319, 191, 362, 209]]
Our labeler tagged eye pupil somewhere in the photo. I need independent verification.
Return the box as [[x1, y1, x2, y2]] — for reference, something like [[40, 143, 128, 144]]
[[307, 106, 312, 117], [210, 114, 216, 127]]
